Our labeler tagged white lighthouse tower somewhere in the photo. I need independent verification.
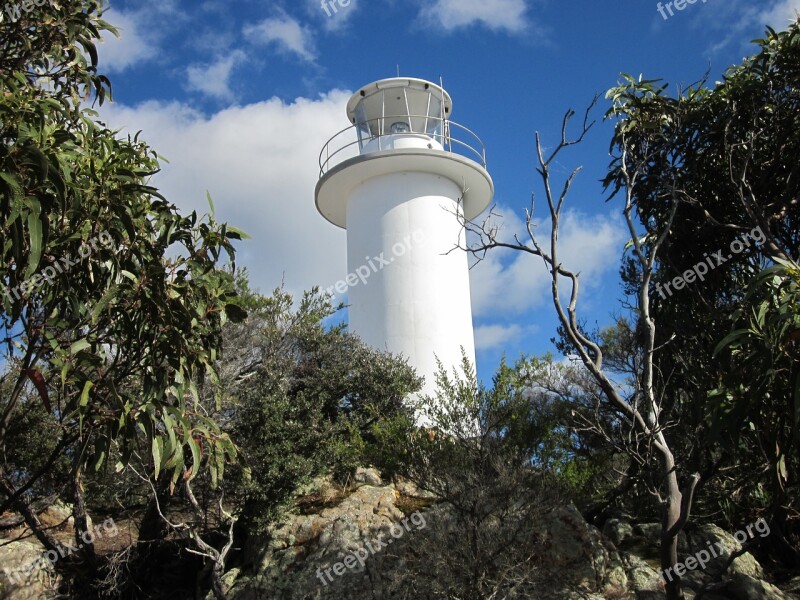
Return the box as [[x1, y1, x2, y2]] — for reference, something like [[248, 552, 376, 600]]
[[315, 77, 493, 423]]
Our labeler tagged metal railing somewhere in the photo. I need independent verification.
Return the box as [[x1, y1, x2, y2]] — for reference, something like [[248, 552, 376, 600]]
[[318, 114, 487, 177]]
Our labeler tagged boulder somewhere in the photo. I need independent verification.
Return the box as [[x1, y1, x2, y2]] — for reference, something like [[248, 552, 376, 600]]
[[354, 467, 383, 487], [229, 483, 406, 599], [604, 518, 635, 547], [726, 573, 790, 600], [538, 504, 619, 592], [623, 553, 662, 595], [680, 523, 763, 580], [0, 540, 57, 600]]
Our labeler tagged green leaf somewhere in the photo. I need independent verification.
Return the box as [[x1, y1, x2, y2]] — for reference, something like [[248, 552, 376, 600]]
[[25, 200, 43, 278], [91, 286, 118, 323], [79, 380, 94, 407], [152, 436, 164, 479], [225, 226, 251, 240], [187, 436, 201, 482], [93, 447, 107, 471], [713, 329, 752, 356], [206, 191, 215, 214], [0, 172, 22, 196], [70, 339, 92, 354], [777, 455, 788, 483]]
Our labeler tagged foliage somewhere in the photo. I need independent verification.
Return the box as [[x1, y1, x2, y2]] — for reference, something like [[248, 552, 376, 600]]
[[383, 356, 583, 599], [711, 257, 800, 560], [208, 284, 421, 531], [603, 20, 800, 564], [0, 10, 248, 599], [0, 0, 244, 501]]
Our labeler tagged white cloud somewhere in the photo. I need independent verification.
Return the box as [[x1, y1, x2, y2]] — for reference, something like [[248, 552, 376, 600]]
[[244, 14, 317, 61], [186, 51, 246, 100], [469, 205, 627, 318], [418, 0, 529, 33], [760, 0, 800, 28], [99, 90, 354, 299], [695, 0, 799, 54], [474, 323, 524, 351], [98, 9, 157, 72]]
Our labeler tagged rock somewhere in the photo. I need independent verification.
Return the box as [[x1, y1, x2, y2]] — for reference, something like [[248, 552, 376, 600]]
[[222, 478, 785, 600], [726, 573, 790, 600], [45, 499, 72, 526], [606, 550, 629, 589], [623, 553, 662, 595], [230, 482, 407, 599], [781, 576, 800, 595], [680, 523, 763, 580], [604, 518, 635, 547], [37, 499, 93, 532], [537, 504, 622, 594], [634, 523, 662, 542], [354, 467, 382, 487], [0, 540, 57, 600], [228, 491, 630, 599]]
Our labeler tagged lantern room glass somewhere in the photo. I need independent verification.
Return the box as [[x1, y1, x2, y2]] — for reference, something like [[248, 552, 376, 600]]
[[353, 86, 447, 150]]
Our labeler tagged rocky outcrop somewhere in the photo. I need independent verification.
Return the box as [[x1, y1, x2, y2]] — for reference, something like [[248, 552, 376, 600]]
[[1, 478, 792, 600], [225, 480, 408, 599], [216, 474, 797, 600], [605, 518, 793, 600], [537, 504, 629, 595], [223, 476, 629, 600]]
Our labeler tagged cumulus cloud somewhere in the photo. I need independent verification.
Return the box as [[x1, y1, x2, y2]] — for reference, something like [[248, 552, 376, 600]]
[[694, 0, 800, 54], [185, 51, 246, 100], [99, 90, 353, 298], [474, 323, 526, 351], [468, 205, 627, 318], [759, 0, 800, 27], [97, 90, 624, 360], [244, 14, 317, 61], [418, 0, 530, 33], [98, 8, 157, 72]]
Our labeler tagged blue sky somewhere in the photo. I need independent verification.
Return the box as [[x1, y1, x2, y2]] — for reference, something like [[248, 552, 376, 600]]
[[97, 0, 799, 384]]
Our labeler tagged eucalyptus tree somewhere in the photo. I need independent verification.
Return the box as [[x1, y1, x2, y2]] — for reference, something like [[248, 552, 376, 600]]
[[603, 21, 800, 568], [0, 0, 243, 588], [458, 99, 704, 599], [457, 21, 800, 600]]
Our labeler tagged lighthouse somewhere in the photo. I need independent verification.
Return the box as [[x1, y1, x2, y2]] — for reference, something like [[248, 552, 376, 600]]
[[315, 77, 493, 424]]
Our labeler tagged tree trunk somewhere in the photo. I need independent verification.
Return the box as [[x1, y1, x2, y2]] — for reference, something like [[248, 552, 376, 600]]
[[661, 471, 685, 600], [137, 471, 172, 543], [72, 468, 97, 569], [0, 470, 61, 555]]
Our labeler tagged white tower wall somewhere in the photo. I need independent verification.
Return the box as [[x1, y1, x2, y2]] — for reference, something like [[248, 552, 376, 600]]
[[346, 173, 475, 402]]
